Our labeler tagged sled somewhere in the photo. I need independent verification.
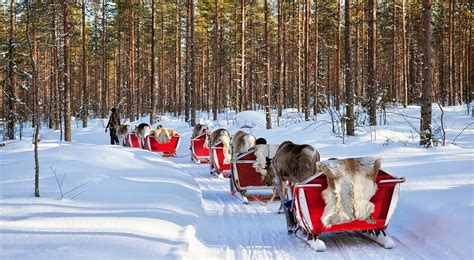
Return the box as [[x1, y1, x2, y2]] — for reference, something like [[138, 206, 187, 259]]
[[143, 134, 181, 157], [230, 149, 275, 204], [191, 133, 210, 163], [289, 169, 405, 251], [124, 132, 143, 148], [210, 141, 231, 178]]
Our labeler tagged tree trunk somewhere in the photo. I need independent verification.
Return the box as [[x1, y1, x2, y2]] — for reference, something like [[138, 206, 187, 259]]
[[174, 0, 181, 116], [150, 0, 156, 124], [102, 0, 108, 117], [313, 0, 319, 117], [159, 10, 165, 113], [297, 0, 302, 112], [448, 0, 454, 105], [367, 0, 377, 126], [63, 1, 71, 142], [420, 0, 432, 146], [354, 4, 360, 103], [135, 8, 141, 119], [304, 0, 310, 120], [6, 0, 16, 140], [469, 22, 473, 105], [26, 2, 40, 197], [391, 0, 397, 102], [127, 0, 135, 120], [82, 0, 89, 128], [213, 0, 220, 121], [438, 7, 446, 106], [185, 0, 195, 125], [240, 0, 246, 112], [277, 0, 283, 117], [335, 0, 341, 110], [345, 0, 354, 136], [264, 0, 272, 129], [402, 0, 408, 107]]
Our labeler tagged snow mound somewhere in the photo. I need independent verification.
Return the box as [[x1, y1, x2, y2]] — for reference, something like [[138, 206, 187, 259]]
[[235, 111, 267, 128], [0, 135, 210, 259]]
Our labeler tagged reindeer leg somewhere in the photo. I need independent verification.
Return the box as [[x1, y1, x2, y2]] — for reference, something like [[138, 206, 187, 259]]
[[275, 175, 296, 235], [274, 176, 285, 214]]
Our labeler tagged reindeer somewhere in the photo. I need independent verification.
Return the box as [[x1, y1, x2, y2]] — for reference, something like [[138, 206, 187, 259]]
[[191, 124, 208, 139], [115, 124, 132, 145], [136, 123, 152, 139], [263, 141, 321, 233], [231, 130, 256, 159], [205, 128, 231, 169]]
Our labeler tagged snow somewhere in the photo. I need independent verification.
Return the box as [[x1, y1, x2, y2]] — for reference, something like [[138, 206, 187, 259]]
[[235, 111, 267, 128], [1, 105, 473, 259]]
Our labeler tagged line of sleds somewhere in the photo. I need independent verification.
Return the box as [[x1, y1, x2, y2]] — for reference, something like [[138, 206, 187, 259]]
[[122, 123, 181, 157], [190, 124, 405, 252]]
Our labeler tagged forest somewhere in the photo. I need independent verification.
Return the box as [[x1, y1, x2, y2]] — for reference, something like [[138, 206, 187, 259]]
[[1, 0, 472, 145]]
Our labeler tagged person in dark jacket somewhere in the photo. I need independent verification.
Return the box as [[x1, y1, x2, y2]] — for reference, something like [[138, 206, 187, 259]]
[[105, 107, 121, 145]]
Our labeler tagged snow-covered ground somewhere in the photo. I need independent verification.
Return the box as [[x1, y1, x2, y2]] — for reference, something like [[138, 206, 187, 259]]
[[1, 105, 473, 259]]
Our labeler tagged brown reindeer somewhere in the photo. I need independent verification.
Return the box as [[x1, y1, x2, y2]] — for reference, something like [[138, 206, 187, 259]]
[[116, 124, 132, 145], [231, 130, 256, 159], [205, 128, 231, 166], [264, 141, 321, 233], [192, 124, 208, 139], [136, 123, 152, 139]]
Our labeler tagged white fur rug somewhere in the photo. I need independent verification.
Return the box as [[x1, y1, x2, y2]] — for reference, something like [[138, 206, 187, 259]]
[[317, 157, 382, 227]]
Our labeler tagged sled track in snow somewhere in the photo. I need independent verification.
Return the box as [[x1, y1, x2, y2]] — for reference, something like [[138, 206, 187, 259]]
[[170, 156, 457, 259]]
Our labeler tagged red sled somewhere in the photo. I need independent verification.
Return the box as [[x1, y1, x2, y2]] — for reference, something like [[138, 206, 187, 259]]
[[191, 133, 210, 163], [124, 132, 143, 148], [231, 150, 275, 204], [143, 135, 181, 157], [289, 169, 405, 251], [210, 142, 231, 178]]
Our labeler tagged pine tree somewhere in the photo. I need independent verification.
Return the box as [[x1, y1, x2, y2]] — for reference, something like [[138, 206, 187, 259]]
[[345, 0, 354, 135], [420, 0, 433, 146]]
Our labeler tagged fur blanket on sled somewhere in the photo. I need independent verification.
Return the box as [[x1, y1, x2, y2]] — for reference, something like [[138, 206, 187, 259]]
[[316, 157, 382, 227], [152, 126, 178, 144], [252, 144, 279, 176]]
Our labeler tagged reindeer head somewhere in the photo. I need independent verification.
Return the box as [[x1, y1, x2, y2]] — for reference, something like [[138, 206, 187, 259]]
[[199, 124, 208, 135], [204, 130, 212, 149], [136, 123, 151, 139], [262, 157, 275, 186]]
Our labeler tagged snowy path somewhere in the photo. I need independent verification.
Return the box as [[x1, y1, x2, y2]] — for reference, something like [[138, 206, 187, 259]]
[[2, 106, 472, 259], [172, 155, 453, 259]]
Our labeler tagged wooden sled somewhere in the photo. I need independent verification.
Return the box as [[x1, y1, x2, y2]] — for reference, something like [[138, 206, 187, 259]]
[[289, 169, 405, 251], [143, 134, 181, 157], [124, 132, 143, 148], [191, 133, 210, 163], [210, 141, 231, 178], [230, 150, 275, 204]]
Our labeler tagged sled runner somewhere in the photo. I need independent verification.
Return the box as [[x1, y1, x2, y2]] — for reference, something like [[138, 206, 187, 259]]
[[143, 134, 181, 157], [210, 141, 231, 178], [124, 132, 143, 148], [230, 150, 275, 204], [191, 133, 210, 163], [290, 169, 404, 251]]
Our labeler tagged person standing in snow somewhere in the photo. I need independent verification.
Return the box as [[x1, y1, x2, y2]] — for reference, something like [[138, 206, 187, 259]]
[[105, 107, 121, 145]]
